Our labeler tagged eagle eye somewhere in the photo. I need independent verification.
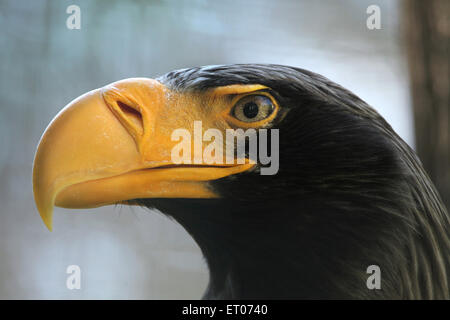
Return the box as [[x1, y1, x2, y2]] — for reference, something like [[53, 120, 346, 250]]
[[232, 95, 275, 123]]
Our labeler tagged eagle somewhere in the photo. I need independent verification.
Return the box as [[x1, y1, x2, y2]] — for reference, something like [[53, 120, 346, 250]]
[[33, 64, 450, 299]]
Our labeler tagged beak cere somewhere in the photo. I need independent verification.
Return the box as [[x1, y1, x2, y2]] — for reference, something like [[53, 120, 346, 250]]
[[33, 78, 253, 231]]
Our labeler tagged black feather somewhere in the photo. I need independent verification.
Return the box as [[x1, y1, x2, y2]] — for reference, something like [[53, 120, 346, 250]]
[[136, 64, 450, 299]]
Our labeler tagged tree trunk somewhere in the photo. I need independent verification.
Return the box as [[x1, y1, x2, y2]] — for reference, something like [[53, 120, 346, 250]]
[[403, 0, 450, 209]]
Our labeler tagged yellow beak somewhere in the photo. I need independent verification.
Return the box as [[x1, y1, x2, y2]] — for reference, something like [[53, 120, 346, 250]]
[[33, 78, 253, 230]]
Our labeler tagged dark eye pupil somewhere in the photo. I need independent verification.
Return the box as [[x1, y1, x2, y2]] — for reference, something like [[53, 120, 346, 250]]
[[243, 102, 259, 118]]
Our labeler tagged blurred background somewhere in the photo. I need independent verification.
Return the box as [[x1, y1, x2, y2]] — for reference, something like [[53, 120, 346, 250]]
[[0, 0, 447, 298]]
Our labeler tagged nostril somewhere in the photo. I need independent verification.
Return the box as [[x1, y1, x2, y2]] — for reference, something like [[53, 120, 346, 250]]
[[115, 101, 144, 136], [117, 101, 142, 120]]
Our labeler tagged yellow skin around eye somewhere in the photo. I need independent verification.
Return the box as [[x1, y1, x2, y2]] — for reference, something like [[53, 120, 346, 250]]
[[206, 85, 280, 129], [224, 92, 280, 128], [233, 95, 275, 123]]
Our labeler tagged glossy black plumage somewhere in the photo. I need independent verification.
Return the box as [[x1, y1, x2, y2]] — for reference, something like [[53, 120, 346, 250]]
[[138, 64, 450, 299]]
